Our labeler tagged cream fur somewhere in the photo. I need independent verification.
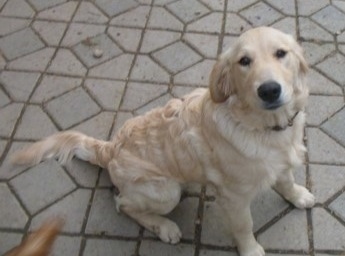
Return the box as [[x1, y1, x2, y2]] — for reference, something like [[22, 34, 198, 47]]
[[10, 27, 315, 256]]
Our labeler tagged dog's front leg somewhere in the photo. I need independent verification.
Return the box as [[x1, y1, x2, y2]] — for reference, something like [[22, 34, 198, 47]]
[[218, 193, 264, 256], [274, 169, 315, 209]]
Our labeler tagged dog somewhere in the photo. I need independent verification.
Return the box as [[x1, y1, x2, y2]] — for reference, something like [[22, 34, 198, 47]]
[[5, 219, 62, 256], [10, 27, 315, 256]]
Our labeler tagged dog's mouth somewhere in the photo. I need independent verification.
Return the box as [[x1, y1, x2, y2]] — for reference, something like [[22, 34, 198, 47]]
[[262, 100, 284, 110]]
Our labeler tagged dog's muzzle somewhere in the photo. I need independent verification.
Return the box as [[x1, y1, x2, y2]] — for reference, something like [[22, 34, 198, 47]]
[[257, 81, 282, 110]]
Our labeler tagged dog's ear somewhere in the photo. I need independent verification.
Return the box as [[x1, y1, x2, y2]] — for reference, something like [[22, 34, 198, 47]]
[[209, 56, 233, 103], [291, 39, 308, 75]]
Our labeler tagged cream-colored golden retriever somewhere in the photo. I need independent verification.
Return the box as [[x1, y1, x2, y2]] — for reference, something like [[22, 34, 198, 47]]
[[11, 27, 315, 256]]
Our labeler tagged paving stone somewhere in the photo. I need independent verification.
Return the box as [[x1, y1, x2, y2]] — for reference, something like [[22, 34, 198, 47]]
[[65, 159, 99, 188], [0, 140, 7, 159], [31, 75, 82, 103], [200, 250, 237, 256], [89, 54, 134, 79], [48, 49, 87, 76], [0, 183, 28, 229], [0, 89, 10, 108], [257, 209, 309, 250], [322, 108, 345, 146], [0, 52, 6, 69], [32, 21, 67, 46], [251, 190, 289, 232], [51, 236, 81, 256], [298, 17, 333, 42], [121, 82, 168, 110], [0, 103, 23, 138], [0, 232, 23, 255], [1, 0, 35, 18], [84, 239, 136, 256], [296, 0, 330, 16], [307, 69, 343, 95], [37, 1, 78, 22], [174, 59, 215, 86], [307, 128, 345, 164], [310, 164, 345, 203], [153, 42, 202, 73], [329, 192, 345, 221], [222, 35, 238, 52], [136, 93, 173, 115], [271, 17, 297, 38], [227, 0, 256, 12], [240, 2, 283, 27], [140, 30, 180, 53], [184, 33, 218, 58], [312, 208, 345, 250], [73, 2, 108, 24], [140, 240, 194, 256], [85, 79, 125, 111], [73, 34, 122, 68], [265, 0, 296, 15], [0, 17, 30, 37], [0, 27, 44, 60], [301, 42, 335, 65], [171, 86, 198, 98], [186, 12, 223, 33], [225, 13, 252, 35], [338, 44, 345, 56], [317, 53, 345, 86], [7, 48, 55, 71], [144, 197, 199, 239], [72, 112, 114, 140], [85, 189, 140, 236], [306, 95, 343, 126], [167, 0, 210, 23], [31, 189, 91, 233], [93, 0, 138, 17], [0, 141, 32, 180], [61, 24, 106, 47], [199, 0, 224, 11], [147, 7, 184, 31], [333, 0, 345, 13], [10, 160, 76, 214], [201, 201, 235, 246], [45, 87, 100, 129], [338, 30, 345, 43], [14, 105, 58, 140], [131, 55, 170, 82], [27, 0, 66, 12], [110, 6, 150, 28], [0, 71, 40, 102], [111, 111, 134, 137], [98, 169, 113, 187], [108, 27, 142, 52], [312, 5, 345, 34]]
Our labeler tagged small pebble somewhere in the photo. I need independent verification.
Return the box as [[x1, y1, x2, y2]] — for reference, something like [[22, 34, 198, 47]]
[[93, 48, 103, 58]]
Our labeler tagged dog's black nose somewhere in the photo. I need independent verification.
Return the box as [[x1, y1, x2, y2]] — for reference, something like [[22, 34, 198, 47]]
[[257, 81, 281, 103]]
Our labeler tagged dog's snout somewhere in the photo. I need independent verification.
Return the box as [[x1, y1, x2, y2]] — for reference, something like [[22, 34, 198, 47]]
[[257, 82, 281, 103]]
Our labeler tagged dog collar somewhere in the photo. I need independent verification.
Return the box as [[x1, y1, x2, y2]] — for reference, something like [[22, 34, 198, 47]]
[[270, 111, 299, 132]]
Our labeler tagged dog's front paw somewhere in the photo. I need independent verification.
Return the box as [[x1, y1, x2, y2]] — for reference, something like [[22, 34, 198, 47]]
[[156, 220, 182, 244], [239, 241, 265, 256], [288, 185, 315, 209]]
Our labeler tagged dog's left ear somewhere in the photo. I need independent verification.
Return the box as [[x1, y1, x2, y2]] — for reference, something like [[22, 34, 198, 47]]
[[209, 56, 233, 103]]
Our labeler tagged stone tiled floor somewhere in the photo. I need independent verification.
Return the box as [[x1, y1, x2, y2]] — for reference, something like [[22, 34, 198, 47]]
[[0, 0, 345, 255]]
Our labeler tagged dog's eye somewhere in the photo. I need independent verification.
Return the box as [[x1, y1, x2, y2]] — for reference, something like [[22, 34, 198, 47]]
[[239, 56, 251, 66], [275, 49, 287, 59]]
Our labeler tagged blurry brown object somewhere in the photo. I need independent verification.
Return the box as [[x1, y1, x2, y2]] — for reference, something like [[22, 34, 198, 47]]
[[5, 219, 63, 256]]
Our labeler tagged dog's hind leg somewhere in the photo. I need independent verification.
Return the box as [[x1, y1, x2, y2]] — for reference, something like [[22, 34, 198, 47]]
[[115, 179, 182, 244]]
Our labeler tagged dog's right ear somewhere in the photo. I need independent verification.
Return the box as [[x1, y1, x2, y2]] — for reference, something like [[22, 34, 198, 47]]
[[209, 56, 233, 103]]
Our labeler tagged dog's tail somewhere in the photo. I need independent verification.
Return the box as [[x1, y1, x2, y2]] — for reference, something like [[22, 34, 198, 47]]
[[5, 218, 63, 256], [10, 131, 114, 169]]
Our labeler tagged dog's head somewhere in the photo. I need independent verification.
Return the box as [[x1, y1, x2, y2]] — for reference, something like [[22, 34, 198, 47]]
[[210, 27, 308, 112]]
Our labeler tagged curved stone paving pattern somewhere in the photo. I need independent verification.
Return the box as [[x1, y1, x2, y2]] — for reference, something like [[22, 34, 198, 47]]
[[0, 0, 344, 255]]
